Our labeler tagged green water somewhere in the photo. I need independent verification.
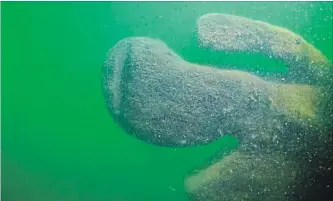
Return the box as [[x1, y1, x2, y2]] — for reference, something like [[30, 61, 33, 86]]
[[2, 2, 332, 201]]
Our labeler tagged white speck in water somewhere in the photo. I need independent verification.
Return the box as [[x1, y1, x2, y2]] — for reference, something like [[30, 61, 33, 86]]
[[168, 186, 176, 191]]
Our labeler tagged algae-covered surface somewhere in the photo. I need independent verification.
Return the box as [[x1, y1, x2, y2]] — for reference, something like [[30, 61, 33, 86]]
[[1, 2, 332, 201]]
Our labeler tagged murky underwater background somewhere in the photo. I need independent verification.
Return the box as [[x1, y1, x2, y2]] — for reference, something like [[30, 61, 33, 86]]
[[2, 2, 333, 201]]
